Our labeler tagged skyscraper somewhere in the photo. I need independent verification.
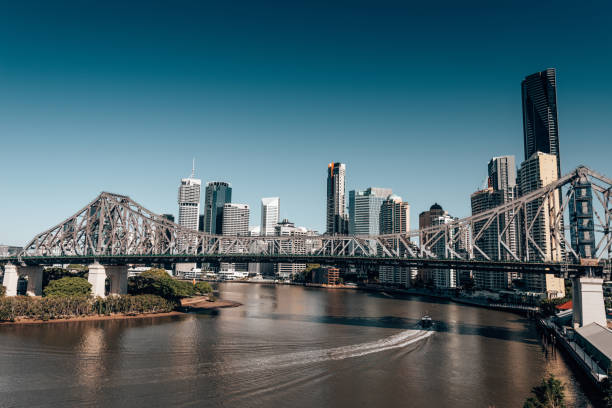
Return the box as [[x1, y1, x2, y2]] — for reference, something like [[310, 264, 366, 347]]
[[261, 197, 280, 236], [471, 187, 506, 290], [274, 219, 307, 279], [222, 203, 250, 236], [326, 162, 348, 234], [380, 194, 410, 235], [518, 152, 565, 298], [348, 187, 392, 235], [221, 203, 250, 273], [378, 194, 412, 287], [176, 168, 201, 273], [178, 179, 201, 232], [203, 181, 232, 234], [470, 156, 520, 290], [522, 68, 561, 178]]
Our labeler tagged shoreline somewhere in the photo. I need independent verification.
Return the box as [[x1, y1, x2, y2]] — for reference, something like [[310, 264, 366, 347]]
[[221, 280, 539, 315], [0, 297, 242, 326]]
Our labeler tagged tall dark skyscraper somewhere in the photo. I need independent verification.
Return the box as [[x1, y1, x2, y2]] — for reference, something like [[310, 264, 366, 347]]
[[521, 68, 561, 177], [203, 181, 232, 234], [326, 162, 348, 234]]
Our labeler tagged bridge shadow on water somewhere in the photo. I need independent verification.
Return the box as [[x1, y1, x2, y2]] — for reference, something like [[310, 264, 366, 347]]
[[242, 312, 539, 346]]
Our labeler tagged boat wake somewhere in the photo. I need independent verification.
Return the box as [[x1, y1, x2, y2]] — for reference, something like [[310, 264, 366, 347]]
[[233, 327, 434, 373]]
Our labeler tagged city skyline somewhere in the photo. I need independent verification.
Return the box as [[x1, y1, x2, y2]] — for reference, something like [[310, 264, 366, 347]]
[[1, 1, 612, 245]]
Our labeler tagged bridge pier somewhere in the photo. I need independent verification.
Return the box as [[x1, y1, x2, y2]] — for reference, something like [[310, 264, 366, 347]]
[[2, 264, 19, 296], [107, 265, 127, 296], [24, 266, 43, 297], [572, 276, 607, 328], [1, 264, 43, 296], [88, 263, 107, 297]]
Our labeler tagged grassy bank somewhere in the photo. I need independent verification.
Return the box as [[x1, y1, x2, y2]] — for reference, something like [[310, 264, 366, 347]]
[[0, 294, 175, 322]]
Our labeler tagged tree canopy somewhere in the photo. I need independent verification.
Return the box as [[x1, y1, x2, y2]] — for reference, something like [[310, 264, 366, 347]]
[[523, 375, 566, 408], [44, 277, 92, 298]]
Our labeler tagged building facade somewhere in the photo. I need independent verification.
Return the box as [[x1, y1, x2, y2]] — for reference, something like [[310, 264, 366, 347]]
[[274, 219, 307, 279], [378, 194, 413, 287], [522, 68, 561, 178], [204, 181, 232, 234], [176, 174, 201, 273], [261, 197, 280, 236], [348, 187, 392, 235], [221, 203, 250, 272], [518, 152, 565, 297], [326, 162, 348, 234]]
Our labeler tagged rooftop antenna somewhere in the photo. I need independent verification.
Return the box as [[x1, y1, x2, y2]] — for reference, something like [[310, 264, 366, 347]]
[[190, 158, 195, 178]]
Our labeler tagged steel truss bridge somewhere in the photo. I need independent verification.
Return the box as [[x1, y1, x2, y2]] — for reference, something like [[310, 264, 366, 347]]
[[1, 166, 611, 277]]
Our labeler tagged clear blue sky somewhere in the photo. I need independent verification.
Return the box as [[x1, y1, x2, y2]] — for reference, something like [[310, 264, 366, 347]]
[[1, 0, 611, 245]]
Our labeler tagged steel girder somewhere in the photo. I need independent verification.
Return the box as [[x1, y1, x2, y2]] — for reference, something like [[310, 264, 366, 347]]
[[4, 166, 611, 270]]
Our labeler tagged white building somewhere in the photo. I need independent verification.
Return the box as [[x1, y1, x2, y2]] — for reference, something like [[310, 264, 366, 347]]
[[261, 197, 280, 236], [176, 168, 201, 273]]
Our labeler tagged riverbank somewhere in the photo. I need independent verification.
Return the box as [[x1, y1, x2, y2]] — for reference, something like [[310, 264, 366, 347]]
[[0, 296, 243, 325], [180, 296, 242, 310], [0, 310, 186, 325]]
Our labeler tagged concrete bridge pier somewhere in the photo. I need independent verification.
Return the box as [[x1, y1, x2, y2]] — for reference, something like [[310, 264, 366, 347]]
[[2, 264, 19, 296], [87, 263, 128, 297], [24, 266, 43, 296], [572, 276, 607, 328], [88, 263, 108, 297], [1, 264, 43, 296], [107, 265, 128, 296]]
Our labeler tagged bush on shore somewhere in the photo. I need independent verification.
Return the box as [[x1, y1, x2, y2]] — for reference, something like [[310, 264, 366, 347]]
[[0, 285, 5, 298], [0, 294, 175, 322], [128, 268, 198, 300], [44, 277, 92, 298]]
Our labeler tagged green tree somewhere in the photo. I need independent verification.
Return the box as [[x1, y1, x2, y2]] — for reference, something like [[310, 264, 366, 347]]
[[523, 375, 566, 408], [43, 277, 92, 298], [128, 269, 195, 301], [0, 285, 6, 297], [194, 281, 213, 295]]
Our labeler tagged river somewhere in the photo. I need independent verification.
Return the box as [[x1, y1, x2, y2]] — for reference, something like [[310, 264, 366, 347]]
[[0, 283, 596, 407]]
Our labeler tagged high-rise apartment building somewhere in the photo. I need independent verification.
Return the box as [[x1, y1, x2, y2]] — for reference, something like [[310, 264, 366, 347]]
[[261, 197, 280, 236], [380, 194, 410, 234], [326, 162, 348, 234], [348, 187, 392, 235], [522, 68, 561, 178], [518, 152, 565, 298], [470, 155, 520, 290], [378, 194, 412, 287], [204, 181, 232, 234]]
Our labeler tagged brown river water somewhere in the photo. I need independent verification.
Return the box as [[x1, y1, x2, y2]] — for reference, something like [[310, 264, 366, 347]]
[[0, 283, 596, 407]]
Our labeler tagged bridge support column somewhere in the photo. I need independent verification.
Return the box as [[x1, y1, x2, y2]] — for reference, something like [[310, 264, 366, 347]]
[[24, 266, 43, 296], [88, 263, 107, 298], [2, 264, 19, 296], [572, 276, 607, 329], [107, 265, 128, 296]]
